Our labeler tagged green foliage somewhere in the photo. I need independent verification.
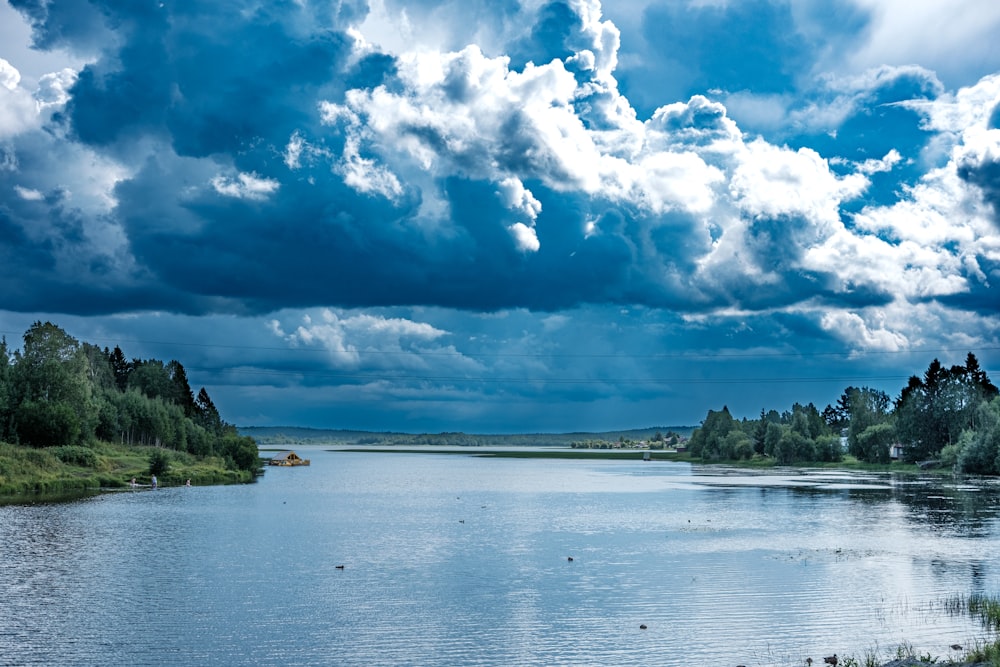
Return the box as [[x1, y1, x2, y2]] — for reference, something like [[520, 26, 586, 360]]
[[895, 354, 999, 462], [722, 430, 753, 460], [52, 445, 99, 467], [854, 422, 895, 464], [775, 429, 806, 465], [221, 434, 262, 472], [951, 397, 1000, 474], [149, 449, 171, 477], [0, 322, 259, 488], [195, 387, 223, 435], [966, 593, 1000, 630], [814, 434, 843, 462], [12, 322, 95, 446], [845, 387, 892, 459], [15, 399, 82, 447], [0, 337, 14, 442], [693, 354, 995, 468], [689, 406, 736, 460], [1, 439, 255, 500]]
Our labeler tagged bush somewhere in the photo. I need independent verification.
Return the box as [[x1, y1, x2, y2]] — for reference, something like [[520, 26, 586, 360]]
[[52, 445, 98, 467], [221, 434, 261, 472], [814, 434, 843, 462], [148, 449, 171, 477]]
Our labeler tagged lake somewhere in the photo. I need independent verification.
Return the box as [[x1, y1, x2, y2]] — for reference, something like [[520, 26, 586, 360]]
[[1, 448, 999, 666]]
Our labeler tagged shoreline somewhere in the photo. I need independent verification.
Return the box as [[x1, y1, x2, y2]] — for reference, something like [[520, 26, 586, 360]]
[[332, 445, 948, 475], [0, 440, 261, 506]]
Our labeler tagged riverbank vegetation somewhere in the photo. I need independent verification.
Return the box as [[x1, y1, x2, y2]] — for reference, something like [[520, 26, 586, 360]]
[[689, 353, 1000, 473], [0, 322, 261, 501]]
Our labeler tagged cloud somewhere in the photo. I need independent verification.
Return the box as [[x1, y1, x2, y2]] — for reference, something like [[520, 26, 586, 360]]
[[819, 309, 909, 353], [0, 58, 38, 138], [507, 221, 540, 252], [1, 0, 999, 374], [210, 172, 281, 201], [13, 184, 43, 200], [844, 0, 1000, 87], [271, 308, 449, 368]]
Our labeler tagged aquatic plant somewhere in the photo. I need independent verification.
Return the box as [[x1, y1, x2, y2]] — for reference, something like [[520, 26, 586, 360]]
[[944, 593, 1000, 631]]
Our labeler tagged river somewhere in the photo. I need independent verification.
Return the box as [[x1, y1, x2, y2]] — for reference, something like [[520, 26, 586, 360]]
[[1, 447, 999, 666]]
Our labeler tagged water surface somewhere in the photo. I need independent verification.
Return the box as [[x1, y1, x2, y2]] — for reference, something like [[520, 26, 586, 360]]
[[1, 449, 999, 666]]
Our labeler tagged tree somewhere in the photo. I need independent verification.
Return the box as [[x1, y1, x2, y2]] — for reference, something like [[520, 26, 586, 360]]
[[790, 403, 825, 440], [722, 430, 753, 460], [895, 355, 998, 461], [689, 406, 736, 460], [954, 397, 1000, 475], [107, 346, 133, 391], [854, 423, 895, 464], [221, 433, 260, 471], [0, 337, 12, 441], [195, 387, 224, 435], [752, 409, 768, 455], [128, 359, 173, 402], [15, 399, 82, 448], [763, 422, 784, 458], [844, 386, 891, 460], [814, 434, 843, 462], [167, 360, 196, 417], [12, 322, 95, 446], [775, 430, 806, 465], [82, 343, 116, 392]]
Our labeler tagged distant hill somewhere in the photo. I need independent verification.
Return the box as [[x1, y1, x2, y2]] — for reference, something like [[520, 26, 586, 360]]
[[240, 425, 696, 447]]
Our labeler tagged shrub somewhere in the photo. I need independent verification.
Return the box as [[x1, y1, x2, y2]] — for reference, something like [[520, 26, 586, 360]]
[[52, 445, 98, 467], [148, 449, 171, 477]]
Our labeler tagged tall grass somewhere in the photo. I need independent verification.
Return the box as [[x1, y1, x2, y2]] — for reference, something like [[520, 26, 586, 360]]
[[944, 593, 1000, 631], [941, 593, 1000, 666]]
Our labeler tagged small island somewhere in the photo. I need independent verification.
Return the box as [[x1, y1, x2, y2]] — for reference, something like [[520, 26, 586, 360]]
[[0, 322, 262, 503]]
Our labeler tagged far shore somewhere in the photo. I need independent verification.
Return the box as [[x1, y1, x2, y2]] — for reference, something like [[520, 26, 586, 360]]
[[332, 446, 944, 474]]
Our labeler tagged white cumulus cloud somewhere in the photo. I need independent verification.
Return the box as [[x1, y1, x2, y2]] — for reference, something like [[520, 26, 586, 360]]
[[508, 221, 540, 252], [211, 171, 281, 201]]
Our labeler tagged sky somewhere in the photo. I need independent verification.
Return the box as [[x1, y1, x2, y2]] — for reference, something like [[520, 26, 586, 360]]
[[1, 0, 1000, 434]]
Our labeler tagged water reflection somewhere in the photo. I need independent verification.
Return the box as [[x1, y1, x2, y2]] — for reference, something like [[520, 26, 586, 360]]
[[1, 452, 999, 667]]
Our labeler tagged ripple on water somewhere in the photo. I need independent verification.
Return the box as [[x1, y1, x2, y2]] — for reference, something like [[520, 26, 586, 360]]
[[1, 455, 998, 666]]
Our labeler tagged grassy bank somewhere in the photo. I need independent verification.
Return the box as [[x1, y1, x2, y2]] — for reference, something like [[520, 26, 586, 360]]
[[0, 440, 260, 504]]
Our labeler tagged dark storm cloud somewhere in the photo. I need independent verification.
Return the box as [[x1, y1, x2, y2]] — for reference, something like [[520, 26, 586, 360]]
[[2, 0, 999, 366], [8, 0, 113, 54], [5, 0, 872, 321], [958, 148, 1000, 229]]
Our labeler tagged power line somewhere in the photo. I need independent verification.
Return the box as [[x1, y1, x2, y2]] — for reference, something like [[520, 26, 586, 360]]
[[187, 365, 917, 386]]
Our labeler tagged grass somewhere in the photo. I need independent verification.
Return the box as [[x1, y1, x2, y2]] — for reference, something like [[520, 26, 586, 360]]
[[946, 594, 1000, 632], [937, 594, 1000, 666], [0, 440, 260, 504]]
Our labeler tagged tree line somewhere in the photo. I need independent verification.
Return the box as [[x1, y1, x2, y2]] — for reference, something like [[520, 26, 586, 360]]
[[688, 352, 1000, 473], [0, 321, 259, 472]]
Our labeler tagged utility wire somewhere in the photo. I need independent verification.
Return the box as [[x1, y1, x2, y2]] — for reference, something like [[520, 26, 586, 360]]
[[185, 365, 919, 386], [2, 329, 998, 362]]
